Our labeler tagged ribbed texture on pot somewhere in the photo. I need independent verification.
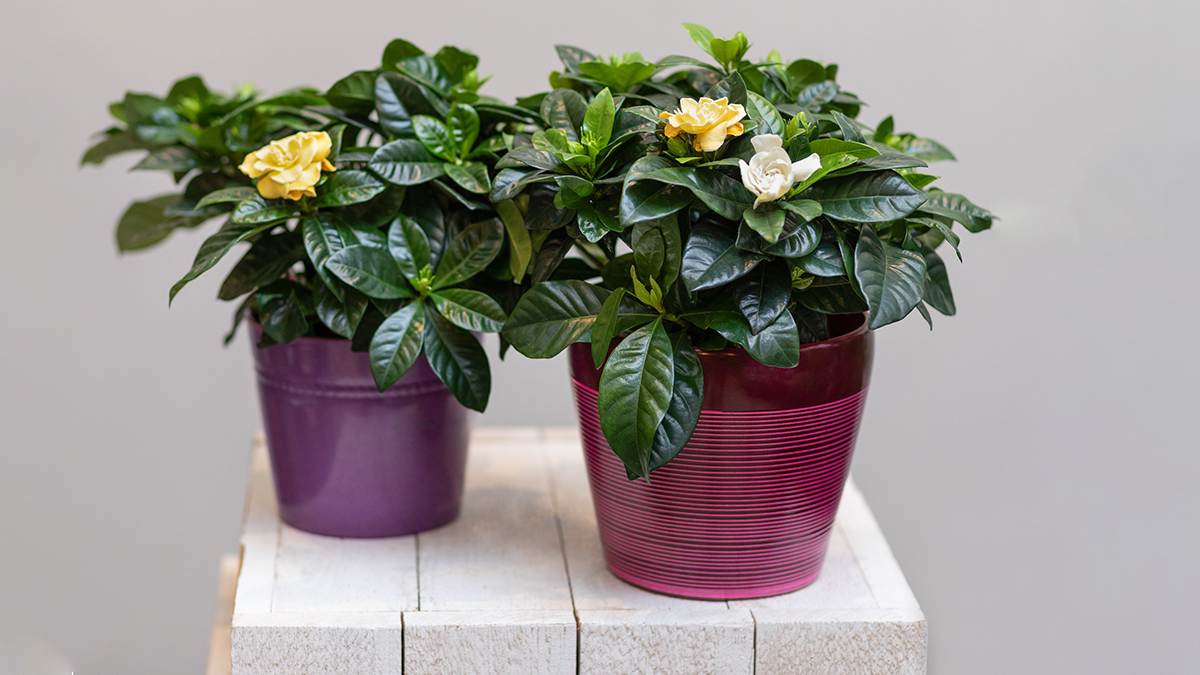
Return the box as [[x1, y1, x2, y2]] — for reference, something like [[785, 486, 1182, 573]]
[[572, 381, 868, 600]]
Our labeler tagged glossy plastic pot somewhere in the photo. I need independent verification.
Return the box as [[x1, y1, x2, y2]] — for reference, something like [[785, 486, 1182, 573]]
[[568, 314, 874, 599], [251, 324, 470, 538]]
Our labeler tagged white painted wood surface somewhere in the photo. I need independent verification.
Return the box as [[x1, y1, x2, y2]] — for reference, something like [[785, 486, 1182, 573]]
[[225, 428, 926, 675]]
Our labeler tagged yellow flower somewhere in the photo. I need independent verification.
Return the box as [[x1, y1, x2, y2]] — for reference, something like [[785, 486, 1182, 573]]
[[659, 97, 747, 152], [239, 131, 336, 201]]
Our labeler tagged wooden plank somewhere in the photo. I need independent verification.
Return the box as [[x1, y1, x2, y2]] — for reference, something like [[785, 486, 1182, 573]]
[[233, 435, 279, 615], [205, 554, 239, 675], [751, 608, 927, 675], [838, 482, 922, 610], [272, 527, 417, 613], [406, 428, 575, 674], [231, 613, 403, 675], [416, 428, 572, 611], [576, 609, 755, 675], [403, 610, 575, 675]]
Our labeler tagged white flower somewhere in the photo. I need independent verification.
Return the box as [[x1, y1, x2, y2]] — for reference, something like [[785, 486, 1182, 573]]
[[737, 134, 822, 208]]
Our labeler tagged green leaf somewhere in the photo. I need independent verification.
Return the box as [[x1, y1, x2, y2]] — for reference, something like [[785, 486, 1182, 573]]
[[920, 245, 956, 316], [369, 301, 426, 390], [502, 280, 610, 358], [918, 191, 993, 232], [326, 70, 378, 116], [496, 146, 562, 171], [231, 195, 296, 225], [795, 80, 839, 109], [540, 89, 588, 143], [446, 104, 480, 158], [641, 167, 753, 221], [412, 115, 456, 161], [590, 287, 626, 368], [647, 332, 704, 472], [169, 219, 272, 303], [115, 194, 200, 252], [431, 289, 506, 332], [382, 39, 424, 68], [904, 173, 941, 190], [780, 199, 822, 222], [81, 131, 150, 165], [632, 215, 683, 289], [734, 259, 792, 334], [621, 155, 694, 224], [131, 146, 197, 172], [327, 245, 413, 299], [433, 218, 505, 289], [422, 311, 490, 411], [598, 319, 674, 479], [762, 217, 822, 258], [746, 92, 784, 135], [314, 278, 368, 339], [313, 170, 386, 207], [797, 242, 845, 277], [743, 206, 787, 243], [680, 219, 763, 292], [874, 115, 895, 142], [384, 214, 430, 279], [218, 232, 304, 300], [745, 309, 800, 367], [496, 199, 532, 282], [196, 187, 257, 209], [682, 23, 716, 58], [434, 46, 479, 84], [786, 59, 827, 88], [703, 72, 747, 107], [582, 88, 615, 150], [369, 139, 447, 185], [796, 283, 868, 314], [804, 171, 927, 223], [257, 289, 309, 345], [555, 45, 597, 73], [831, 110, 866, 143], [855, 225, 927, 329], [806, 138, 880, 160], [444, 162, 490, 194], [893, 136, 956, 162]]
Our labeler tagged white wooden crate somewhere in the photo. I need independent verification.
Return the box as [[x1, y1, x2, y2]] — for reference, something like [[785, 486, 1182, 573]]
[[214, 428, 925, 675]]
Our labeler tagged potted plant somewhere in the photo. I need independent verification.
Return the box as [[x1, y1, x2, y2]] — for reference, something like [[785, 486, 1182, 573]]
[[84, 38, 532, 538], [497, 25, 994, 599]]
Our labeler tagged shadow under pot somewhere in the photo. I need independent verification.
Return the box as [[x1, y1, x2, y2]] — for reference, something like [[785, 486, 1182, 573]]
[[250, 322, 470, 538], [568, 313, 875, 600]]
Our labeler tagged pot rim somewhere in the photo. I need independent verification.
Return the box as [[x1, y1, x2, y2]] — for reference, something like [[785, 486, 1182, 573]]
[[247, 313, 351, 344], [693, 311, 869, 357]]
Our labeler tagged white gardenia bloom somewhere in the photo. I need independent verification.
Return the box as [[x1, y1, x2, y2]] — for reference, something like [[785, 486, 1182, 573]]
[[738, 134, 822, 208]]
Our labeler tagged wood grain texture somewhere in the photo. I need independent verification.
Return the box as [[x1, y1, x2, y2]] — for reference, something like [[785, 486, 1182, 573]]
[[272, 527, 417, 613], [577, 609, 755, 675], [404, 610, 576, 675], [234, 435, 279, 615], [837, 483, 922, 610], [752, 608, 928, 675], [231, 613, 403, 675]]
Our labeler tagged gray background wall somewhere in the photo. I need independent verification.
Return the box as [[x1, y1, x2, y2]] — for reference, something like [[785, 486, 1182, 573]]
[[1, 0, 1197, 672]]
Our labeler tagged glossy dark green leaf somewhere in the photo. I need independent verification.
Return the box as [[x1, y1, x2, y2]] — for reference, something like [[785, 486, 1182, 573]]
[[894, 136, 956, 162], [539, 89, 588, 142], [502, 280, 610, 358], [169, 219, 272, 303], [855, 225, 927, 329], [647, 331, 704, 472], [590, 287, 627, 368], [387, 213, 432, 279], [382, 39, 424, 68], [314, 278, 368, 338], [641, 167, 753, 221], [555, 45, 597, 73], [703, 72, 747, 107], [434, 46, 479, 84], [326, 70, 378, 116], [632, 215, 682, 289], [734, 259, 792, 334], [432, 218, 504, 289], [792, 305, 830, 344], [196, 187, 257, 209], [804, 171, 926, 223], [496, 199, 532, 282], [763, 217, 822, 258], [444, 162, 490, 194], [430, 289, 506, 333], [369, 301, 426, 390], [797, 242, 845, 276], [423, 311, 490, 411], [80, 131, 150, 165], [796, 283, 868, 314], [598, 319, 674, 479], [918, 191, 993, 232], [524, 187, 574, 231], [806, 138, 880, 160], [115, 194, 199, 252], [396, 55, 453, 96], [530, 231, 575, 285], [682, 23, 715, 56], [257, 290, 309, 344], [218, 232, 304, 301], [920, 245, 956, 316], [496, 146, 562, 171], [313, 170, 386, 208], [744, 309, 800, 367], [490, 167, 547, 201], [621, 155, 693, 224], [786, 59, 827, 88], [412, 115, 456, 161], [795, 80, 839, 109], [853, 150, 928, 172], [681, 219, 764, 292], [874, 115, 895, 142], [231, 195, 296, 225], [131, 146, 197, 172], [743, 206, 786, 243], [446, 104, 480, 158], [327, 245, 413, 299], [831, 110, 866, 143], [369, 139, 446, 185], [582, 88, 615, 150]]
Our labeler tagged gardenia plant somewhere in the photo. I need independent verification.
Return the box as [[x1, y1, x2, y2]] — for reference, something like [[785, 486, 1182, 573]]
[[496, 24, 995, 478], [85, 38, 538, 411]]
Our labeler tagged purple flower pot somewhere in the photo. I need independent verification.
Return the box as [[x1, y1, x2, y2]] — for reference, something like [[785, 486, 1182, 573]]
[[568, 314, 874, 600], [251, 324, 470, 538]]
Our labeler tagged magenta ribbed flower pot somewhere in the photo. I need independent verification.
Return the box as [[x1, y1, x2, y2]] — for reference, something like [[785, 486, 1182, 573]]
[[568, 314, 874, 600], [251, 324, 470, 538]]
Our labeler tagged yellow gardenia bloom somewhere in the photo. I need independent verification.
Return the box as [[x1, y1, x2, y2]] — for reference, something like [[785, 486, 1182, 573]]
[[239, 131, 336, 201], [659, 97, 747, 152]]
